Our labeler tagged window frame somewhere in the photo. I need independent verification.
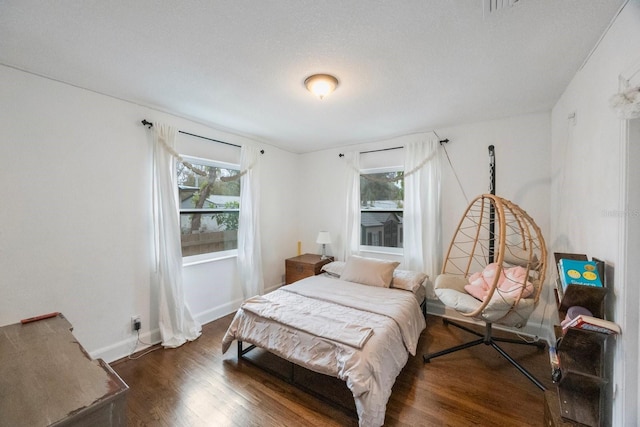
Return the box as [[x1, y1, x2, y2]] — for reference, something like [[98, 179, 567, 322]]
[[359, 166, 404, 255], [178, 155, 241, 265]]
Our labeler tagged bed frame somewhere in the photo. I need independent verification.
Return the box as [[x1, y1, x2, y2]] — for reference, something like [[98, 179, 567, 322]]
[[237, 340, 358, 416], [235, 298, 427, 416]]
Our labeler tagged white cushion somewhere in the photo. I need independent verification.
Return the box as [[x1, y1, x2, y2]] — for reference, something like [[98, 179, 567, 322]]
[[500, 247, 539, 268], [435, 273, 535, 327]]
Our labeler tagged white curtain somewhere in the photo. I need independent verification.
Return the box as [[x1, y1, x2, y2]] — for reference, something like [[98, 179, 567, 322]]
[[237, 144, 264, 298], [152, 123, 201, 348], [343, 152, 361, 260], [403, 136, 442, 299]]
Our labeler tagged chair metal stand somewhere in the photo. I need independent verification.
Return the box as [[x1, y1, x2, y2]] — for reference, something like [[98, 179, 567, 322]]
[[423, 318, 547, 391]]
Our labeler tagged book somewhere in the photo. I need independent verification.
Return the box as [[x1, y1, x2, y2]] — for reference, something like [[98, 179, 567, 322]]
[[562, 314, 621, 335], [555, 277, 564, 300], [20, 312, 60, 324], [558, 258, 603, 290]]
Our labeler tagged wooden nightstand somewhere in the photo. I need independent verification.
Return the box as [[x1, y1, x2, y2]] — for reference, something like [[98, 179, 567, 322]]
[[285, 253, 334, 284]]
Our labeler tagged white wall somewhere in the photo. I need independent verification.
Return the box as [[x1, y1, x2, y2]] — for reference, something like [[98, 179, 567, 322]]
[[297, 114, 552, 258], [0, 64, 297, 362], [550, 2, 640, 425], [297, 112, 552, 338], [0, 63, 553, 368], [437, 113, 551, 254]]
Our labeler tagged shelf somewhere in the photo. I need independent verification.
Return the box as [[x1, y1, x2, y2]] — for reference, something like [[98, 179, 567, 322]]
[[544, 389, 583, 426], [558, 284, 607, 319], [551, 252, 610, 427], [557, 372, 605, 427], [557, 328, 607, 377]]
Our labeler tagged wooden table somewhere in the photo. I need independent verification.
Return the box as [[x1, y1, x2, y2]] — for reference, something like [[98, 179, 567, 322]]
[[0, 313, 129, 427]]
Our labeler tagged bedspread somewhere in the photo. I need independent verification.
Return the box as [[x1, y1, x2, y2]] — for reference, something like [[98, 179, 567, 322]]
[[240, 292, 375, 348], [222, 275, 426, 427]]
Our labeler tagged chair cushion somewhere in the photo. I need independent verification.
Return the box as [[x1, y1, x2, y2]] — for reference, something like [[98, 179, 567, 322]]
[[500, 247, 539, 269], [435, 274, 482, 315], [435, 273, 535, 327]]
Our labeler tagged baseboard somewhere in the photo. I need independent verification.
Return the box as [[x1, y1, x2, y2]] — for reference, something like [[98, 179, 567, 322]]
[[94, 328, 162, 364], [99, 285, 285, 364], [193, 297, 245, 326]]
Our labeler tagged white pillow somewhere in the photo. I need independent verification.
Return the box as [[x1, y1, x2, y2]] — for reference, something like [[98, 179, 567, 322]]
[[323, 261, 426, 292], [391, 269, 428, 293], [321, 261, 345, 278], [340, 255, 400, 288]]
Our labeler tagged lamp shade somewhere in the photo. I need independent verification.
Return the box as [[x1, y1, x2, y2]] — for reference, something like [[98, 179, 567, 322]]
[[304, 74, 339, 99], [316, 231, 332, 245]]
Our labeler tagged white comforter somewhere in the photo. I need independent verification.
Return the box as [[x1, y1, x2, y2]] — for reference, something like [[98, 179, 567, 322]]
[[222, 275, 426, 427]]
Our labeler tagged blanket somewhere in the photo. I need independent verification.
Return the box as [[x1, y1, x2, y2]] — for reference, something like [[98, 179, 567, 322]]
[[221, 275, 426, 427], [283, 276, 424, 355], [240, 293, 374, 349]]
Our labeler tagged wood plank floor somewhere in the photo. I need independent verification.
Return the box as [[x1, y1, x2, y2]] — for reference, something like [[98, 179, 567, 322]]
[[111, 313, 553, 426]]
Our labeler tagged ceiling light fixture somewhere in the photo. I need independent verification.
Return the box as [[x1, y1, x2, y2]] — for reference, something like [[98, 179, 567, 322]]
[[304, 74, 339, 100]]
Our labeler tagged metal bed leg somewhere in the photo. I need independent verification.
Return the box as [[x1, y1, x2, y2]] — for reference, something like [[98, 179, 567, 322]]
[[237, 340, 256, 359]]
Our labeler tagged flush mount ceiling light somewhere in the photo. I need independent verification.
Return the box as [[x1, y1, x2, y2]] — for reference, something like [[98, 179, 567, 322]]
[[304, 74, 339, 100]]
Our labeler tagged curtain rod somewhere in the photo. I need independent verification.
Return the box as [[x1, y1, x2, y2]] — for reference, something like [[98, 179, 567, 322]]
[[338, 135, 449, 157], [361, 145, 403, 155], [142, 119, 252, 151]]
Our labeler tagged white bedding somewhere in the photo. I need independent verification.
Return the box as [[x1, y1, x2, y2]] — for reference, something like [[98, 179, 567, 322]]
[[222, 275, 426, 427], [239, 291, 375, 349]]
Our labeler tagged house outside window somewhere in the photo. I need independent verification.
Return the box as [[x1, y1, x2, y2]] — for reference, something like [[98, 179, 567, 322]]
[[177, 156, 240, 258], [360, 169, 404, 249]]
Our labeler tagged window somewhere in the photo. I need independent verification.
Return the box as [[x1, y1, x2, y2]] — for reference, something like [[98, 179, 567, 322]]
[[360, 169, 404, 249], [177, 156, 240, 258]]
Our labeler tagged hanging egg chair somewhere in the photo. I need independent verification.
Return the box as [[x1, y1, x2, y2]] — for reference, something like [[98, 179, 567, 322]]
[[424, 193, 548, 390]]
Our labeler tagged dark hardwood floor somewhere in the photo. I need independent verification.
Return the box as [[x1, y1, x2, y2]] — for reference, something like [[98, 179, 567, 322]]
[[111, 313, 553, 426]]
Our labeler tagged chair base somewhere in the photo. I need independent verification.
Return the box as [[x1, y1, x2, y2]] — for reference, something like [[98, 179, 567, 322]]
[[423, 318, 547, 391]]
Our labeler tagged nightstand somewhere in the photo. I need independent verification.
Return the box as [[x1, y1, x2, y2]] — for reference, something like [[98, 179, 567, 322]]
[[285, 253, 334, 284]]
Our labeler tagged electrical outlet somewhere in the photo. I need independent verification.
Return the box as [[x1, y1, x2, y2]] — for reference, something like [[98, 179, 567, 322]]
[[131, 315, 141, 332]]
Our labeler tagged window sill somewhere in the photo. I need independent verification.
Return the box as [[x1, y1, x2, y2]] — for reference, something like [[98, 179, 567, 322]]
[[182, 250, 238, 267], [360, 246, 403, 256]]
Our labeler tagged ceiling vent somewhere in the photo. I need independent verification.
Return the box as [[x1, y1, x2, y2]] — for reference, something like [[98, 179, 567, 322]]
[[483, 0, 520, 17]]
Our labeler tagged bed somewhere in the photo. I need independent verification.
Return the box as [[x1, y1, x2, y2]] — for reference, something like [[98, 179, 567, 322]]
[[222, 256, 427, 427]]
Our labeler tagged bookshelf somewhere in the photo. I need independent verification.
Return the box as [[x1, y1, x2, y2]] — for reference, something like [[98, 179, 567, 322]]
[[546, 252, 612, 427]]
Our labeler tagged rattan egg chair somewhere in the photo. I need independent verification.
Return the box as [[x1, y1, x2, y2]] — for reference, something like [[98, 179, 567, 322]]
[[423, 194, 548, 390]]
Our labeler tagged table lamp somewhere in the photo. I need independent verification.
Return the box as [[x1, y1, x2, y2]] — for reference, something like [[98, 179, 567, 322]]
[[316, 231, 331, 259]]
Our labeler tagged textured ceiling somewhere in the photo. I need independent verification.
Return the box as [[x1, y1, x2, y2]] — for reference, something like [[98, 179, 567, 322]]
[[0, 0, 626, 153]]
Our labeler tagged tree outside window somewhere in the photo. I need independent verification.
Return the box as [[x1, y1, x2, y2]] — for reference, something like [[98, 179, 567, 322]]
[[177, 158, 240, 257]]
